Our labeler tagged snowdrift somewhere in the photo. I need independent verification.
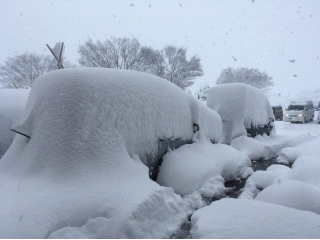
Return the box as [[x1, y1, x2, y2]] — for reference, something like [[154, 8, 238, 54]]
[[0, 89, 29, 157], [191, 198, 320, 238], [207, 83, 274, 144]]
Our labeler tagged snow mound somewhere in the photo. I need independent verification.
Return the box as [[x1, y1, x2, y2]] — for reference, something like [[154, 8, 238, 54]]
[[207, 83, 274, 144], [276, 146, 300, 164], [231, 128, 312, 160], [190, 198, 320, 239], [240, 136, 320, 201], [0, 89, 29, 157], [256, 180, 320, 215], [157, 136, 252, 196], [0, 68, 196, 238]]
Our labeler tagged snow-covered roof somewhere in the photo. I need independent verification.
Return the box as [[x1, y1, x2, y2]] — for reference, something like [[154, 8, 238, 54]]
[[207, 83, 274, 144]]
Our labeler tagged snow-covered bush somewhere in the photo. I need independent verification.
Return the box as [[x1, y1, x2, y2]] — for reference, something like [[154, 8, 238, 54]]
[[0, 89, 29, 157], [207, 83, 274, 144]]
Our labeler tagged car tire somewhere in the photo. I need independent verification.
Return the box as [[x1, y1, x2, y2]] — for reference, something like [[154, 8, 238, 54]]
[[303, 117, 306, 124]]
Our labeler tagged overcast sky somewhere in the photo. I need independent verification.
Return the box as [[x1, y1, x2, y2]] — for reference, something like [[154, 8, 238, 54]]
[[1, 0, 319, 94]]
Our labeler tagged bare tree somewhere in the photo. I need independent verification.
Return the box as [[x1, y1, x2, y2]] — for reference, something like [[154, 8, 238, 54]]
[[0, 52, 56, 88], [78, 37, 143, 70], [216, 67, 274, 91], [138, 46, 165, 76], [161, 45, 203, 90], [78, 38, 203, 90], [0, 52, 76, 89]]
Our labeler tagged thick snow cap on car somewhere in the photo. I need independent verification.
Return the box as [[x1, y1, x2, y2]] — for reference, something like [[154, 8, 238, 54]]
[[207, 83, 274, 144]]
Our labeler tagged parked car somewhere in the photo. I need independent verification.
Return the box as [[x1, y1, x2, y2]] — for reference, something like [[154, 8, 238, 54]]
[[9, 67, 222, 181], [284, 101, 314, 123], [207, 83, 275, 144], [272, 105, 283, 121]]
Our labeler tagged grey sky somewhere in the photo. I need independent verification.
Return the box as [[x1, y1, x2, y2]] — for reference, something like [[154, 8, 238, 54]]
[[1, 0, 319, 94]]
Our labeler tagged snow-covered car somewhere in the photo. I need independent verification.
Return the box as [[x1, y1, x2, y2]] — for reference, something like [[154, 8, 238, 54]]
[[9, 67, 222, 180], [284, 101, 314, 123], [207, 83, 274, 144]]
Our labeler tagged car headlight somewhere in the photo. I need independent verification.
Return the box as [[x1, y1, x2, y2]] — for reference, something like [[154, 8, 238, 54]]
[[285, 114, 289, 116], [299, 114, 303, 117]]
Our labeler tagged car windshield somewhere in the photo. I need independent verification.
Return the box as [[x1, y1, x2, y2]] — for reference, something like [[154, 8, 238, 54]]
[[288, 105, 304, 111]]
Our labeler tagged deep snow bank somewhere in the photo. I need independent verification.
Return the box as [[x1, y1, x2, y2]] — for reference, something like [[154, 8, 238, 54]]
[[190, 198, 320, 238], [0, 89, 29, 157], [0, 68, 196, 238], [207, 83, 274, 144]]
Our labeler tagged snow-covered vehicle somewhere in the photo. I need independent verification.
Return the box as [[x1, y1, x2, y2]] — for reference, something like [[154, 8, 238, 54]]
[[9, 67, 222, 180], [284, 101, 314, 123], [207, 83, 274, 144]]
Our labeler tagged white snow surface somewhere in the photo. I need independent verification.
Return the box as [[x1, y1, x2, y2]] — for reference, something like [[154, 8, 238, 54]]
[[230, 121, 314, 160], [190, 198, 320, 239], [0, 88, 30, 157], [157, 135, 253, 197], [240, 132, 320, 216], [255, 180, 320, 214], [0, 68, 205, 238], [207, 83, 274, 144]]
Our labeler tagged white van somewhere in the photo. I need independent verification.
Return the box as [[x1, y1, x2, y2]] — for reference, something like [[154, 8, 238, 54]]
[[284, 101, 314, 123]]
